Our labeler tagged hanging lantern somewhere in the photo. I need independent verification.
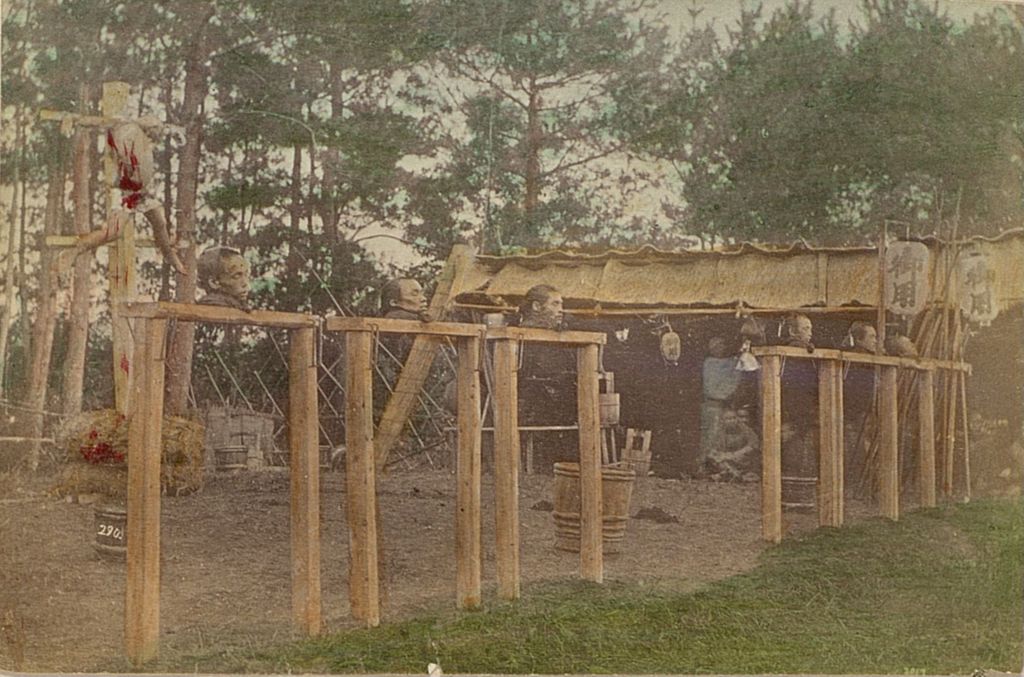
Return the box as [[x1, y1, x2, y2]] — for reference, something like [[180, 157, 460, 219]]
[[660, 326, 681, 364], [959, 249, 998, 326], [884, 241, 931, 317]]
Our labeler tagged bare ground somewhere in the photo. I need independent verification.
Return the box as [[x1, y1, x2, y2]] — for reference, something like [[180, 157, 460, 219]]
[[0, 467, 874, 672]]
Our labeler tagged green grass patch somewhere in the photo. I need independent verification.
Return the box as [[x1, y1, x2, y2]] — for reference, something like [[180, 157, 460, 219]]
[[164, 498, 1023, 674]]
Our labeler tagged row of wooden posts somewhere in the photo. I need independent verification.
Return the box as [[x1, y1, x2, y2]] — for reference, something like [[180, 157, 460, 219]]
[[118, 302, 971, 665], [752, 345, 972, 543], [118, 302, 608, 665]]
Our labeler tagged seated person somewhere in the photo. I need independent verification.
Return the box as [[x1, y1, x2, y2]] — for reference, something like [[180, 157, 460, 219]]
[[197, 246, 251, 310], [705, 407, 760, 482]]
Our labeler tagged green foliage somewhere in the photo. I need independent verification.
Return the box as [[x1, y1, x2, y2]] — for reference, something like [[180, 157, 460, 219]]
[[158, 498, 1024, 674]]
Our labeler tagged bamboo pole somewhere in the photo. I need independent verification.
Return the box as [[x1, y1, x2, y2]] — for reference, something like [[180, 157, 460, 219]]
[[288, 327, 321, 635], [577, 344, 603, 583], [124, 318, 167, 665], [878, 366, 900, 520], [492, 339, 520, 599], [345, 331, 379, 627], [918, 369, 937, 508], [942, 316, 962, 498], [760, 354, 783, 543], [455, 335, 482, 610]]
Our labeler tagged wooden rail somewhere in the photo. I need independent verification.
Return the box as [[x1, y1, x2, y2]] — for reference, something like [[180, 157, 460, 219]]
[[327, 319, 606, 619]]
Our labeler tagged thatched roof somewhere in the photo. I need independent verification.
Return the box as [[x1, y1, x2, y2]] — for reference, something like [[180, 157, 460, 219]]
[[457, 229, 1024, 312]]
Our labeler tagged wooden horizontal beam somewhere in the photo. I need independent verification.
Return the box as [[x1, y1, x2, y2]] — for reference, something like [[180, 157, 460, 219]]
[[486, 326, 605, 345], [46, 234, 156, 249], [325, 316, 605, 345], [455, 302, 877, 317], [119, 302, 317, 329], [750, 345, 970, 374], [325, 316, 485, 338]]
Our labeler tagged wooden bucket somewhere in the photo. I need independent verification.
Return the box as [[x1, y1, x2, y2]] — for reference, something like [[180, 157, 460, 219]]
[[93, 502, 127, 559], [781, 476, 817, 512], [552, 462, 635, 554], [599, 393, 620, 426], [215, 444, 248, 471]]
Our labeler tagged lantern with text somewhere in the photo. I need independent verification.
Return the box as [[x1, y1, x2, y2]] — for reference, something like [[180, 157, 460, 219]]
[[959, 249, 998, 326], [884, 241, 930, 316]]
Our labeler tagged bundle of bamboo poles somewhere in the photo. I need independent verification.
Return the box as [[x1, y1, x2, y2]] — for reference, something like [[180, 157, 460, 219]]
[[856, 224, 972, 503]]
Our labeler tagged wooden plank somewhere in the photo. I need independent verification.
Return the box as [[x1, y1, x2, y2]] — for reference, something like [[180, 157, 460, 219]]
[[288, 327, 321, 635], [103, 83, 135, 417], [918, 369, 937, 508], [878, 366, 900, 520], [760, 354, 783, 543], [455, 336, 482, 610], [750, 345, 971, 373], [817, 360, 843, 527], [119, 301, 317, 328], [492, 338, 521, 600], [124, 318, 167, 665], [373, 244, 474, 469], [345, 331, 380, 626], [577, 345, 603, 583], [325, 315, 483, 338], [487, 325, 606, 346]]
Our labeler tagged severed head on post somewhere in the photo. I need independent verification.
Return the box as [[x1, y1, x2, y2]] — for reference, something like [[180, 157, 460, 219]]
[[197, 246, 251, 311], [519, 284, 564, 330]]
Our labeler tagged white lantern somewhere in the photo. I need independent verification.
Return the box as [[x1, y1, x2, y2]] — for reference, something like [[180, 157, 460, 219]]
[[959, 249, 998, 326], [884, 241, 931, 317]]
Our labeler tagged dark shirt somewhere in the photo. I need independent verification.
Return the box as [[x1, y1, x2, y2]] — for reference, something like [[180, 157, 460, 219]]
[[518, 341, 577, 427]]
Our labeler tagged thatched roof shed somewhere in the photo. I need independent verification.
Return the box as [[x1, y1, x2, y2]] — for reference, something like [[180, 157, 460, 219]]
[[456, 229, 1024, 314]]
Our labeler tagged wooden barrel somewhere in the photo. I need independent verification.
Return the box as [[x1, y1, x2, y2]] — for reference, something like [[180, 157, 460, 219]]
[[215, 444, 248, 471], [781, 475, 817, 512], [93, 502, 127, 559], [552, 462, 635, 554]]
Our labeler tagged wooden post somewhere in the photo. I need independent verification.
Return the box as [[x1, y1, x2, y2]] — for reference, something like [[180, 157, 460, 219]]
[[455, 335, 482, 610], [917, 369, 936, 508], [760, 354, 783, 543], [492, 338, 520, 600], [288, 327, 321, 635], [345, 331, 379, 626], [959, 371, 971, 502], [817, 360, 844, 527], [577, 345, 603, 583], [124, 318, 167, 665], [102, 82, 137, 416], [374, 244, 473, 469], [878, 366, 899, 520]]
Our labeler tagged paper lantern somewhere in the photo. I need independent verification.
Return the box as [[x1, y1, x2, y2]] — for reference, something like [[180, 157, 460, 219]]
[[884, 241, 930, 316]]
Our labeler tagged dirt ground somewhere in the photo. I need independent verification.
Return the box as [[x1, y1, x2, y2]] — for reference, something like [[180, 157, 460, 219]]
[[0, 465, 875, 673]]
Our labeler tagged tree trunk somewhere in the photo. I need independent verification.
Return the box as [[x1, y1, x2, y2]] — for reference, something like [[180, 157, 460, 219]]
[[62, 84, 94, 418], [164, 18, 213, 416], [318, 65, 344, 241], [25, 146, 66, 469], [524, 79, 542, 236], [287, 142, 302, 275], [0, 112, 23, 399]]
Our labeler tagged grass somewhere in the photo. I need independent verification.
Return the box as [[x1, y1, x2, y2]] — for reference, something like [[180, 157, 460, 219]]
[[163, 498, 1022, 674]]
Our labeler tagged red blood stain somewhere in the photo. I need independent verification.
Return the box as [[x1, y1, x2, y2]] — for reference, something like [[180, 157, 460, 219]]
[[120, 355, 130, 374], [80, 442, 125, 465]]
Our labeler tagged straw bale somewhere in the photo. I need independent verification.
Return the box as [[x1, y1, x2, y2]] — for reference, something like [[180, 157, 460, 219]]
[[52, 409, 205, 499]]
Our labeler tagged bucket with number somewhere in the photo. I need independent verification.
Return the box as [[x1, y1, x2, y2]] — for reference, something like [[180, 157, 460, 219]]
[[93, 502, 127, 559]]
